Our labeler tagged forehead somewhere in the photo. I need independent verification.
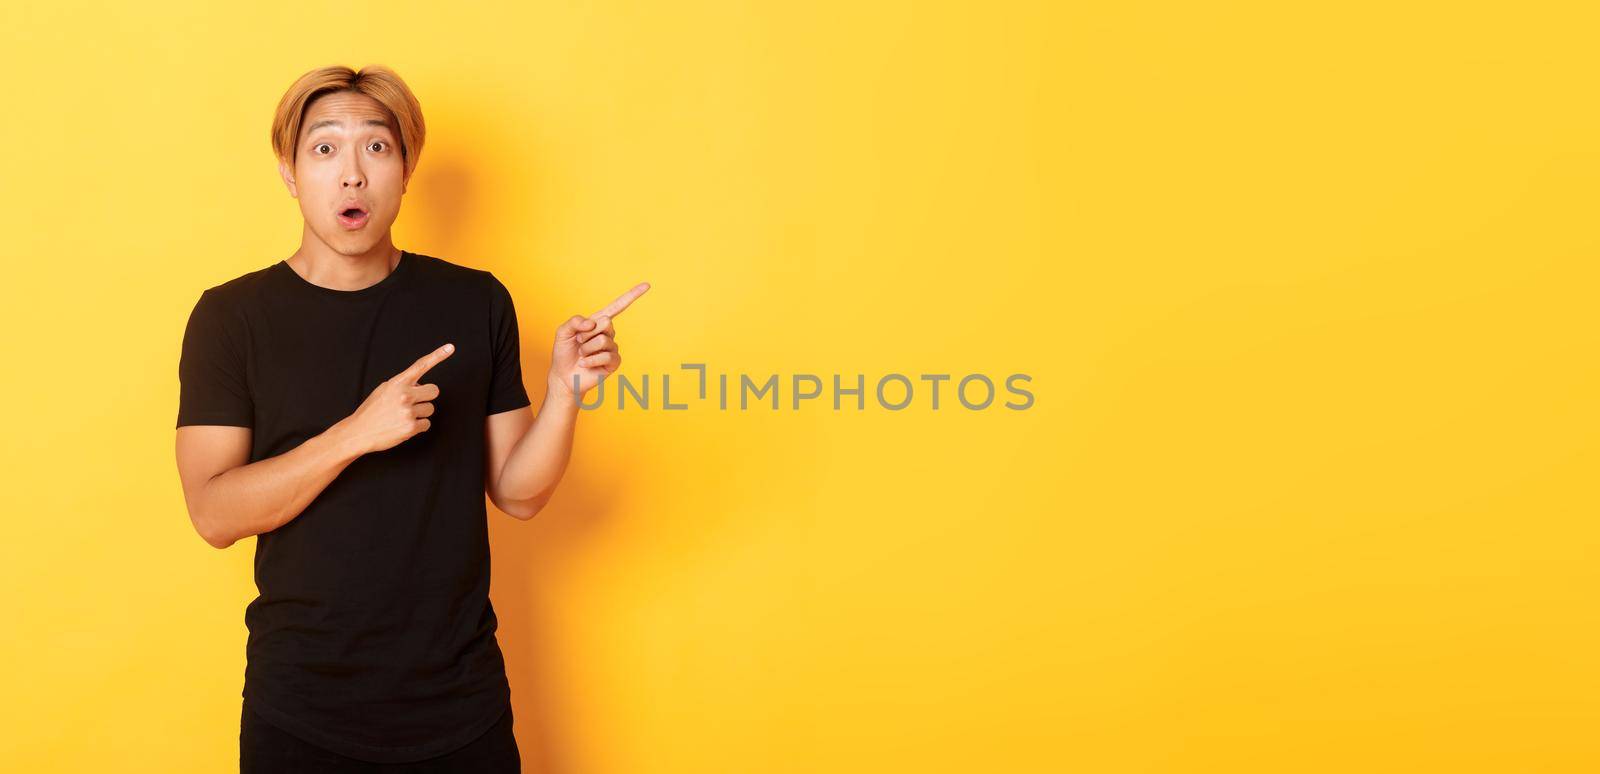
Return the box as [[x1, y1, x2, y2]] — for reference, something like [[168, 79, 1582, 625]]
[[299, 92, 396, 135]]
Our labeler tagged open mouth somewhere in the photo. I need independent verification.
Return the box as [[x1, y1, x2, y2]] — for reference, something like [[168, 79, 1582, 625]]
[[337, 206, 370, 229]]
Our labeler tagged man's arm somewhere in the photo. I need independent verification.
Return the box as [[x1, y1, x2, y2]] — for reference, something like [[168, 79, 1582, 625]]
[[485, 282, 647, 519], [175, 423, 366, 549], [175, 342, 457, 549], [485, 385, 578, 520]]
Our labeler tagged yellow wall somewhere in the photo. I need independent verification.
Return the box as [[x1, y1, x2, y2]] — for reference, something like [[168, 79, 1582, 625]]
[[2, 1, 1596, 771]]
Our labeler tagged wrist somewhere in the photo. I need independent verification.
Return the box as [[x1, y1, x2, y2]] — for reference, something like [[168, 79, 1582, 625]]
[[544, 378, 581, 415], [322, 420, 371, 461]]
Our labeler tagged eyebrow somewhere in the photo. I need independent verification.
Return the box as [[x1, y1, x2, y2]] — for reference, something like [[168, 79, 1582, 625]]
[[304, 118, 394, 135]]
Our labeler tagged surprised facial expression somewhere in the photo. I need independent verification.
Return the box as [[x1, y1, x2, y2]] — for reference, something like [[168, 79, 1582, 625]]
[[280, 91, 408, 255]]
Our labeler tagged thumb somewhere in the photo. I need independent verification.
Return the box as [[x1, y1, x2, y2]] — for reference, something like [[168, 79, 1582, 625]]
[[556, 314, 595, 340]]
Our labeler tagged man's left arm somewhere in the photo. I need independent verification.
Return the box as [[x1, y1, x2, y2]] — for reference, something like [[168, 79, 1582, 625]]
[[486, 282, 650, 519]]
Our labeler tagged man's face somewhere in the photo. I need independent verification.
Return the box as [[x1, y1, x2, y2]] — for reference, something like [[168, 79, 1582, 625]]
[[279, 91, 408, 255]]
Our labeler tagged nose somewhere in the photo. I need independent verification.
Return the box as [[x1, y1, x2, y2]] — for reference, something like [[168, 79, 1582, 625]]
[[341, 156, 366, 189]]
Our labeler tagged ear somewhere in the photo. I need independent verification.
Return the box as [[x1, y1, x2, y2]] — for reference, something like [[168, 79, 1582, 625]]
[[278, 159, 298, 199]]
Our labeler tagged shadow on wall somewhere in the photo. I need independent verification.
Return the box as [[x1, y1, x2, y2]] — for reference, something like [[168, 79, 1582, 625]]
[[403, 151, 477, 260]]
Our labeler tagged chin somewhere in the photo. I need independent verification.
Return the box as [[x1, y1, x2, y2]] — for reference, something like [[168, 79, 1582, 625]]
[[321, 230, 384, 255]]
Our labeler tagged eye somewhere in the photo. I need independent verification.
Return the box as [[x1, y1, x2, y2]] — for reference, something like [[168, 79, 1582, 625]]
[[313, 143, 333, 155], [369, 141, 387, 152]]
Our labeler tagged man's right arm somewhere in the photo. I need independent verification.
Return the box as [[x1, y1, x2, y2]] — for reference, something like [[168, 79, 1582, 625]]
[[174, 341, 456, 549], [175, 422, 367, 549]]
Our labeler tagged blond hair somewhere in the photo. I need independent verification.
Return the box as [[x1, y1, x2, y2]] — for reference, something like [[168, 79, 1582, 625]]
[[270, 65, 426, 179]]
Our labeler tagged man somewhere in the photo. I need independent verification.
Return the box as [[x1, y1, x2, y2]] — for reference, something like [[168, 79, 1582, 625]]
[[173, 64, 649, 772]]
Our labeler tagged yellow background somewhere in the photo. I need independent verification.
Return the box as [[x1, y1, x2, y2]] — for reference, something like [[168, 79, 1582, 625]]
[[1, 1, 1595, 772]]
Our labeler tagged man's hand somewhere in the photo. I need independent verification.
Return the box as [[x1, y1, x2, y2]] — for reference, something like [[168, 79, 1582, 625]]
[[337, 342, 455, 453], [547, 282, 650, 403]]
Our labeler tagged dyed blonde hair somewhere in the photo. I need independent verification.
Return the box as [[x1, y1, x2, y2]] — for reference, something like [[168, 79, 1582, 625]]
[[270, 64, 426, 179]]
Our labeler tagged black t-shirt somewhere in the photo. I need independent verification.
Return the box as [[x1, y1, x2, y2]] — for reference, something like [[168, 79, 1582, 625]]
[[176, 250, 532, 763]]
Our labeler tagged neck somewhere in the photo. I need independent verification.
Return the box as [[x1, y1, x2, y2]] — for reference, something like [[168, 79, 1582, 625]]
[[287, 227, 401, 291]]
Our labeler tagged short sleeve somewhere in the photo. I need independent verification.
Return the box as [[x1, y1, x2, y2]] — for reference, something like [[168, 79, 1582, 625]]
[[176, 289, 254, 428], [487, 275, 532, 415]]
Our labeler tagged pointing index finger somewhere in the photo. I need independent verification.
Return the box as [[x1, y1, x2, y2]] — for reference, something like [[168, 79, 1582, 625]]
[[400, 342, 455, 383], [591, 282, 651, 321]]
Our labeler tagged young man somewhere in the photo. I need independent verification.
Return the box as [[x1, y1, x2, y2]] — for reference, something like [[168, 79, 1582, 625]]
[[174, 64, 648, 771]]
